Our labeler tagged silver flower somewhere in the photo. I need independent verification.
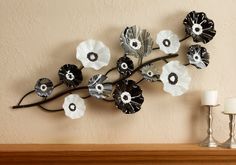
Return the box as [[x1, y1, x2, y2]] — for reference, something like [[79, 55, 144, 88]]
[[88, 74, 112, 99], [187, 45, 209, 69], [120, 25, 153, 58], [34, 78, 54, 97], [140, 64, 160, 82]]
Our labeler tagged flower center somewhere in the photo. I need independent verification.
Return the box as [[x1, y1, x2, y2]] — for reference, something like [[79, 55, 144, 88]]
[[129, 39, 141, 50], [193, 53, 201, 62], [163, 39, 171, 47], [95, 84, 104, 93], [147, 70, 153, 77], [121, 62, 128, 70], [66, 71, 75, 81], [168, 72, 178, 85], [69, 103, 76, 111], [192, 24, 203, 35], [121, 91, 132, 104], [87, 52, 98, 62], [40, 84, 47, 92]]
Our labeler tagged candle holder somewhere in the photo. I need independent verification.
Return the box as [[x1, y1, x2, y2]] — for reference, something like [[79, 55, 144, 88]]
[[200, 105, 220, 147], [220, 113, 236, 149]]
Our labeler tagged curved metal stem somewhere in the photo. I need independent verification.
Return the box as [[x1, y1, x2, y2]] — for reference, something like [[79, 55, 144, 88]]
[[105, 67, 117, 76], [12, 86, 88, 109], [38, 105, 63, 112], [103, 98, 115, 102], [179, 35, 190, 42], [162, 59, 169, 63], [136, 78, 145, 84], [152, 46, 160, 50], [17, 90, 34, 106], [17, 82, 63, 106]]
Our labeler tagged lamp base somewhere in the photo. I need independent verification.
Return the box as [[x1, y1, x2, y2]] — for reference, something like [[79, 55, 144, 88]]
[[220, 137, 236, 149], [200, 135, 219, 147]]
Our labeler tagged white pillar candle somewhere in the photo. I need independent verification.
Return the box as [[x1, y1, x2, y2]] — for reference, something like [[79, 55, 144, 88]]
[[224, 98, 236, 114], [201, 90, 218, 106]]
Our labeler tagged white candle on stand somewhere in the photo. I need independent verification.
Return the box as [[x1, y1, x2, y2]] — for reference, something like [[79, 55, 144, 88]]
[[201, 90, 218, 106], [224, 98, 236, 114]]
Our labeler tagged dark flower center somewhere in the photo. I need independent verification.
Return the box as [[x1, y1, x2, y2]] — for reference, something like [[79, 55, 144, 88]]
[[123, 95, 128, 100], [168, 72, 178, 85], [195, 27, 200, 32], [69, 103, 76, 111], [147, 70, 153, 77], [87, 52, 98, 62], [163, 39, 171, 47], [132, 42, 138, 47]]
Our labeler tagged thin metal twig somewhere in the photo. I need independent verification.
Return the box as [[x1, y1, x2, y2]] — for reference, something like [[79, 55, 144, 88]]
[[179, 35, 190, 42], [105, 67, 117, 76], [136, 78, 145, 84], [17, 90, 34, 106], [38, 105, 63, 112], [102, 98, 115, 102], [152, 46, 160, 50], [12, 86, 88, 109]]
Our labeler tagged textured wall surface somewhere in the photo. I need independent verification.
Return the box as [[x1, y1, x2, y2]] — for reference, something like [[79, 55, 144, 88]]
[[0, 0, 236, 144]]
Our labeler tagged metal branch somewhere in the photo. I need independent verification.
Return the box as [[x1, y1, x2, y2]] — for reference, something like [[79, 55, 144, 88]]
[[12, 86, 88, 109], [38, 105, 63, 112], [17, 82, 63, 106], [105, 67, 117, 76], [17, 90, 34, 106], [179, 35, 190, 42], [136, 78, 145, 84]]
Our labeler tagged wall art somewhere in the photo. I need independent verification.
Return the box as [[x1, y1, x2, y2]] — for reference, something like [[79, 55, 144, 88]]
[[12, 11, 216, 119]]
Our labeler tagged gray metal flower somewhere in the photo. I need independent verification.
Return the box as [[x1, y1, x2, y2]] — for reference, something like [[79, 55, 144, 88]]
[[34, 78, 53, 97], [140, 64, 160, 82], [120, 25, 153, 58], [187, 45, 209, 69], [88, 74, 112, 99]]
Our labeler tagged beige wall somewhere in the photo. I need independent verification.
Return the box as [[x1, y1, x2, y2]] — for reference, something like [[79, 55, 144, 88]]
[[0, 0, 235, 144]]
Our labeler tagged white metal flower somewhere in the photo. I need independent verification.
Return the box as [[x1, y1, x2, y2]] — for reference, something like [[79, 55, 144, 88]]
[[160, 61, 191, 96], [62, 94, 86, 119], [76, 39, 111, 70], [156, 30, 180, 54]]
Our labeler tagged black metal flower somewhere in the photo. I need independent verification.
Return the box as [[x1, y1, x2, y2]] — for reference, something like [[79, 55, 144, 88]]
[[88, 74, 112, 99], [34, 78, 54, 97], [117, 56, 134, 76], [120, 25, 153, 58], [58, 64, 83, 88], [140, 64, 160, 82], [112, 80, 144, 114], [187, 45, 209, 69], [183, 11, 216, 44]]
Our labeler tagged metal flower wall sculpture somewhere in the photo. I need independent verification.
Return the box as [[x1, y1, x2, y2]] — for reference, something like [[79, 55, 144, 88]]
[[12, 11, 216, 119]]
